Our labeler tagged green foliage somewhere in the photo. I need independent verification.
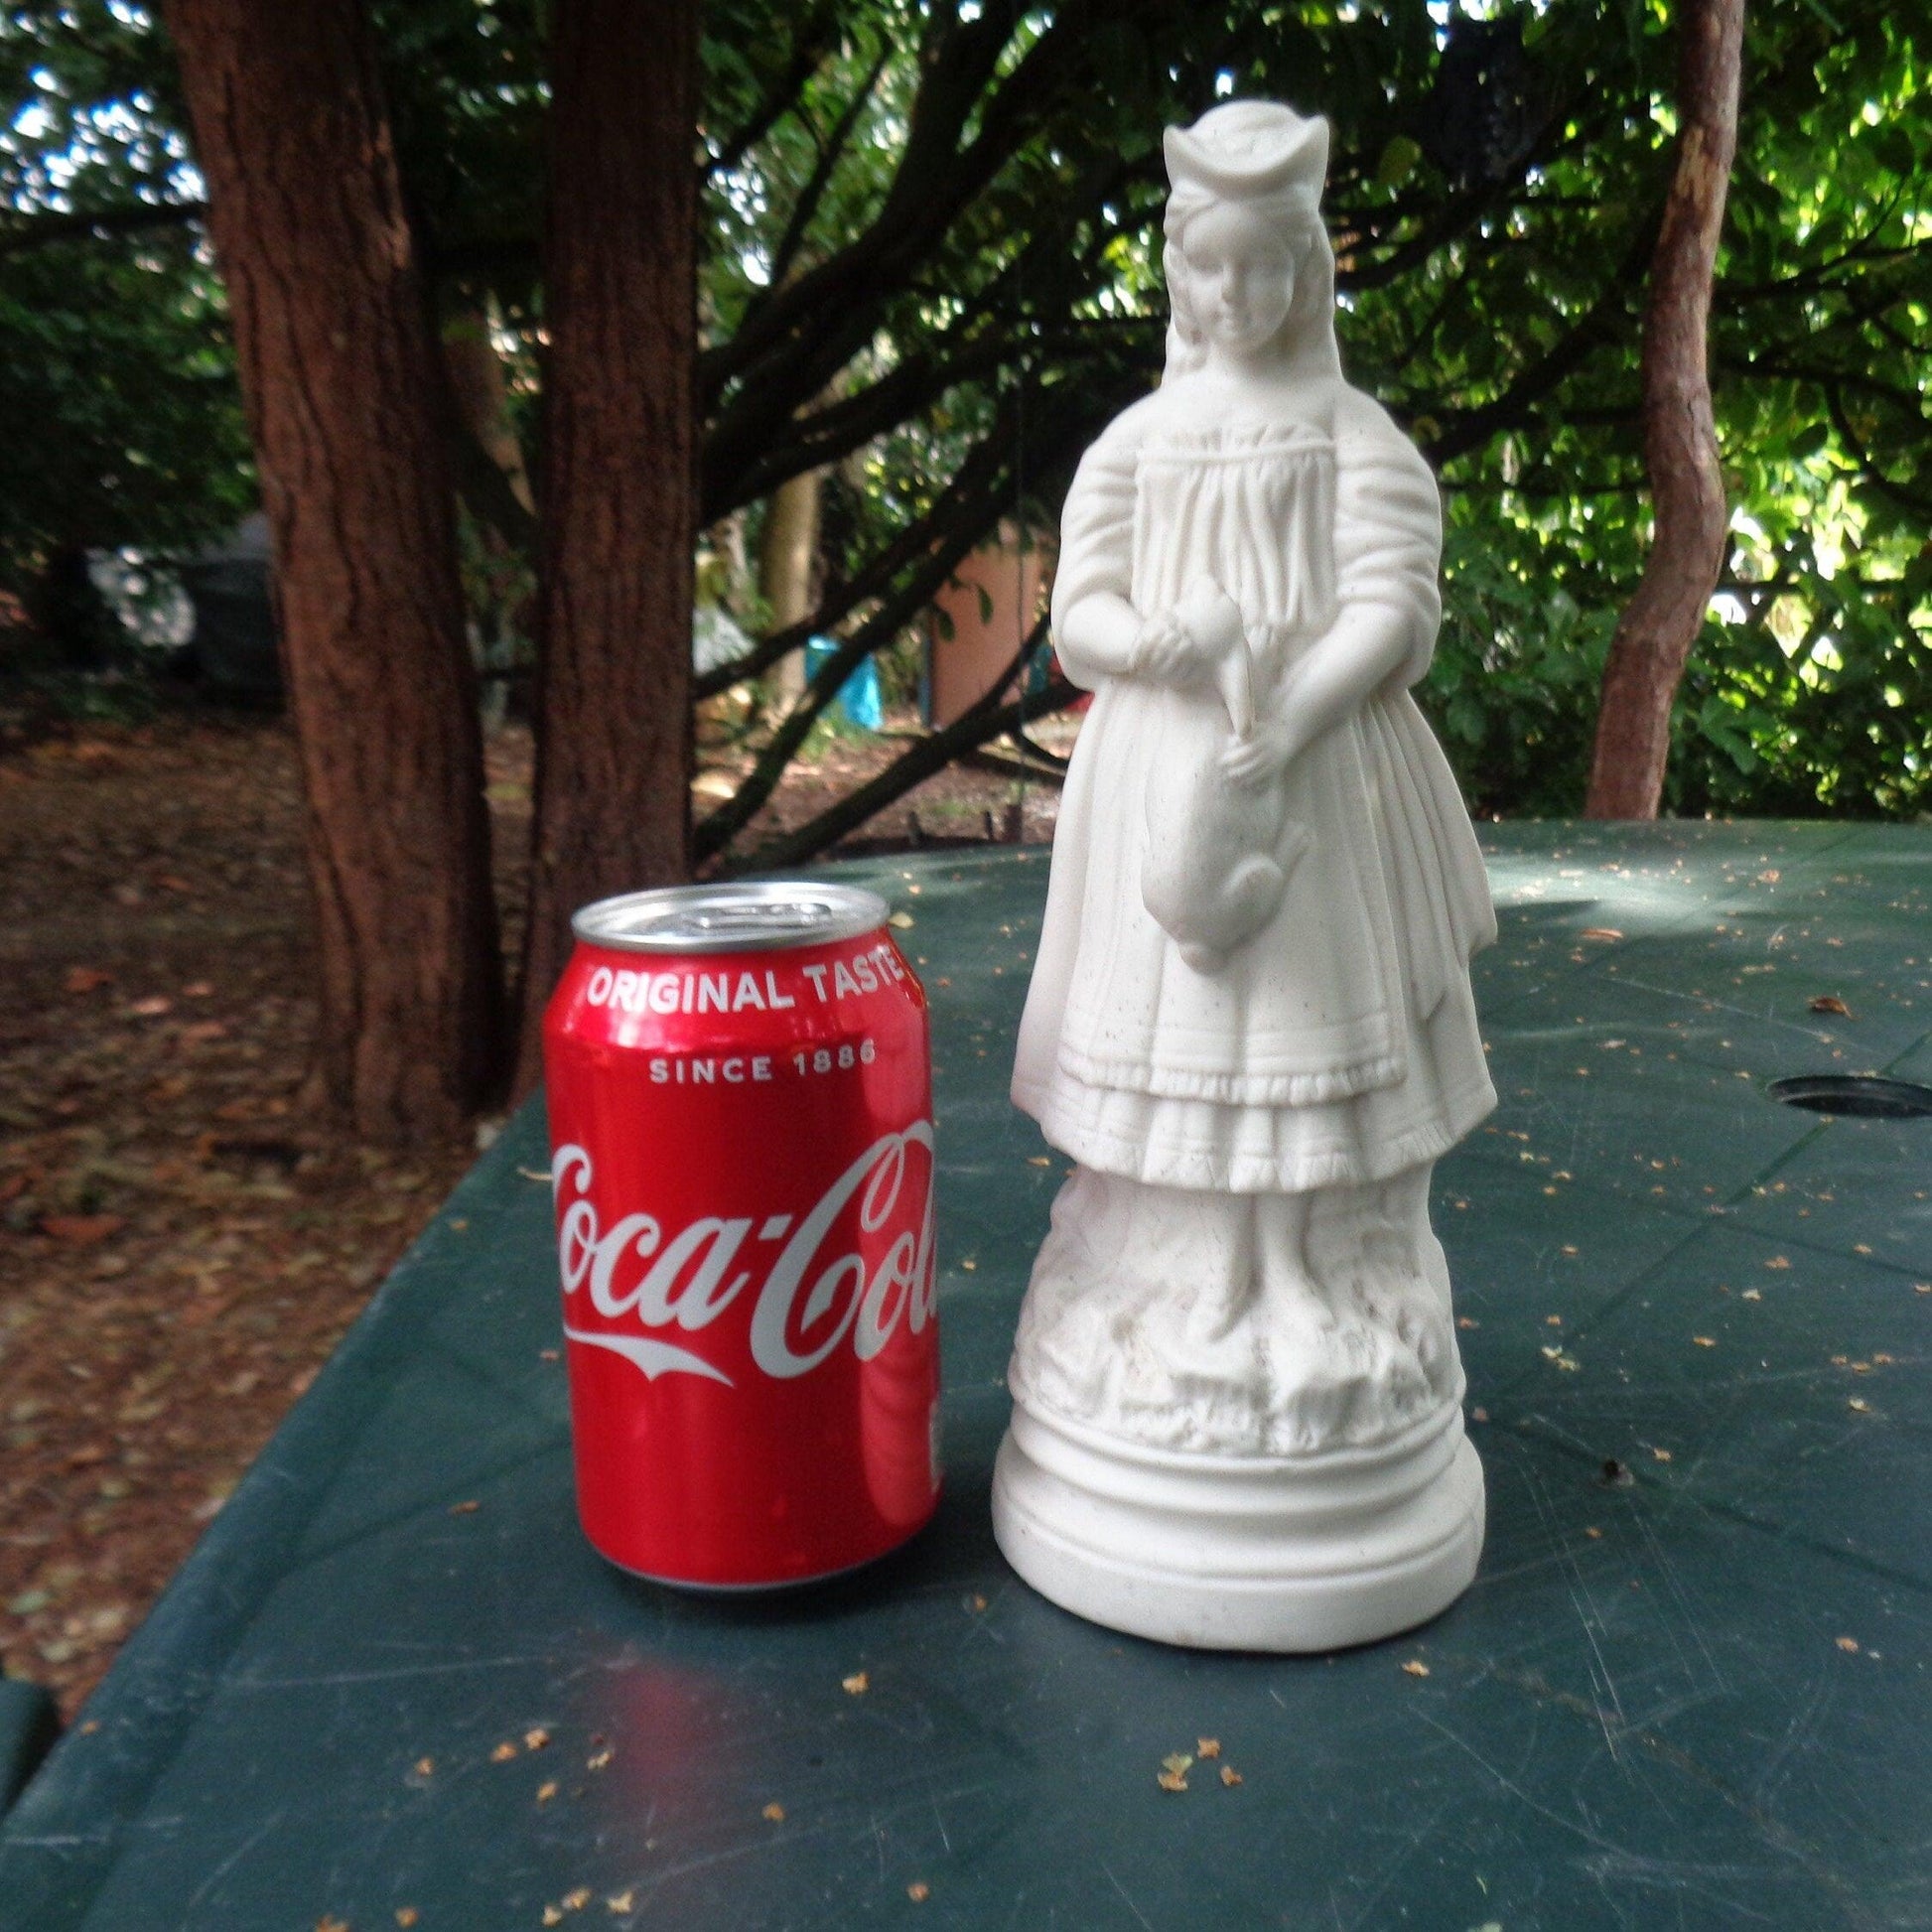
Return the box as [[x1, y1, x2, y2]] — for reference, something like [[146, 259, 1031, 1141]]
[[1335, 0, 1932, 819], [3, 0, 1928, 824], [0, 231, 251, 584], [0, 4, 251, 590]]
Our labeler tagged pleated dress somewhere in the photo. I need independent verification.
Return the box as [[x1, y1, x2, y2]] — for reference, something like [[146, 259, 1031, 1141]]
[[1012, 377, 1497, 1195]]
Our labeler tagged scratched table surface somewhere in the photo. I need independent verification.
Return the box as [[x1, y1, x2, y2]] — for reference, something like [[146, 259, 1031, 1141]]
[[4, 823, 1930, 1931]]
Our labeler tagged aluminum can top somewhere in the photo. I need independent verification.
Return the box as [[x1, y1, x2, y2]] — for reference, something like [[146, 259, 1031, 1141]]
[[572, 880, 888, 956]]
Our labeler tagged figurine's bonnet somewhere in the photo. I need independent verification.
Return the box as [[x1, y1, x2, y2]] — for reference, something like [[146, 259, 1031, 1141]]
[[1161, 100, 1341, 382], [1163, 99, 1329, 219]]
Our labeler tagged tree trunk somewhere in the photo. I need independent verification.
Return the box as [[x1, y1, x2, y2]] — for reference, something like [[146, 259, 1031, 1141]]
[[163, 0, 506, 1140], [514, 0, 700, 1090], [1584, 0, 1744, 818], [759, 467, 822, 709]]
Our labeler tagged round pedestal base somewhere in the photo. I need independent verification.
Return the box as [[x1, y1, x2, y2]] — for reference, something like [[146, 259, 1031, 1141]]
[[992, 1399, 1483, 1651]]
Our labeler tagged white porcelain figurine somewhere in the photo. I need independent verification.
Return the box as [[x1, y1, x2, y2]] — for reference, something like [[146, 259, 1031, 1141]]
[[992, 99, 1497, 1651]]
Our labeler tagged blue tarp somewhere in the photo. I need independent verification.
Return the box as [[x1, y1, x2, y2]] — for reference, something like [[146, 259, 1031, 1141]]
[[803, 634, 883, 731]]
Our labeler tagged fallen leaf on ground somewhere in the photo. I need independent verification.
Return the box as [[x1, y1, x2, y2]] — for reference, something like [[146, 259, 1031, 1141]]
[[762, 1802, 785, 1821], [1400, 1660, 1430, 1677], [1580, 927, 1623, 941], [63, 966, 112, 994], [1220, 1766, 1243, 1787], [1807, 995, 1852, 1016], [490, 1740, 518, 1762], [1196, 1737, 1220, 1758], [39, 1214, 123, 1245], [842, 1670, 869, 1695], [907, 1882, 931, 1902]]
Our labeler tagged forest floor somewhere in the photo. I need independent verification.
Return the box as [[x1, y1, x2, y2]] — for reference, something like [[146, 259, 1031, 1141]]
[[0, 702, 1070, 1717]]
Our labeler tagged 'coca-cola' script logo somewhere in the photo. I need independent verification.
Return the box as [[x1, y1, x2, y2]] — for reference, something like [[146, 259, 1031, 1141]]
[[551, 1125, 936, 1387]]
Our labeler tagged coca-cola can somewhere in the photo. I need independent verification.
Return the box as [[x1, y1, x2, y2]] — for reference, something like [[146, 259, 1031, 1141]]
[[542, 880, 941, 1587]]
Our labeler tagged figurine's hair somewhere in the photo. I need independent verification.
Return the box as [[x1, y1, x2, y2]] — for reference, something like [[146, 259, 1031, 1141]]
[[1160, 184, 1342, 385]]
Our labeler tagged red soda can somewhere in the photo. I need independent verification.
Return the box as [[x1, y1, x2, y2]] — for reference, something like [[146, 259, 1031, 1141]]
[[542, 881, 941, 1587]]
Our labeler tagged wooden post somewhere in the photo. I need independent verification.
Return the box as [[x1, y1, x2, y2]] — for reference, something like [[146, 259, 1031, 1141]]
[[1584, 0, 1744, 819], [759, 468, 822, 709]]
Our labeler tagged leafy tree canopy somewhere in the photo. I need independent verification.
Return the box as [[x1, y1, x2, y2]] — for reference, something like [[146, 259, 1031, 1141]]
[[2, 0, 1927, 826], [0, 4, 249, 591]]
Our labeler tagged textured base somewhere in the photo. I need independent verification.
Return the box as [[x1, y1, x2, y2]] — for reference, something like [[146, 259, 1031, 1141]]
[[992, 1398, 1483, 1651]]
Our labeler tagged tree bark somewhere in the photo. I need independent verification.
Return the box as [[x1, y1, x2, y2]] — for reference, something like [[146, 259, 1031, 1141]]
[[163, 0, 506, 1139], [514, 0, 700, 1090], [1584, 0, 1744, 818]]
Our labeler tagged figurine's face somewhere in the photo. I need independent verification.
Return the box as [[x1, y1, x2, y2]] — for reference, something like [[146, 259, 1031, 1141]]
[[1178, 202, 1298, 356]]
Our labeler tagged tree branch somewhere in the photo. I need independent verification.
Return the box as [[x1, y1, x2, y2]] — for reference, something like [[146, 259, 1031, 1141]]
[[694, 402, 1036, 697], [1822, 383, 1932, 519], [706, 0, 841, 177], [1420, 202, 1661, 467], [0, 196, 207, 256], [716, 617, 1071, 873], [762, 39, 892, 295], [704, 0, 1152, 418], [707, 143, 1136, 513], [692, 372, 1113, 858]]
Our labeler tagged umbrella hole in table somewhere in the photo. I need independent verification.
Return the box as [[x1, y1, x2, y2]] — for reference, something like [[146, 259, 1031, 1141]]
[[1765, 1073, 1932, 1120]]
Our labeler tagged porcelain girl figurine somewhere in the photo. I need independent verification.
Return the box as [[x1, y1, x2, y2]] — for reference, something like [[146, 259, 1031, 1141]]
[[992, 99, 1496, 1650]]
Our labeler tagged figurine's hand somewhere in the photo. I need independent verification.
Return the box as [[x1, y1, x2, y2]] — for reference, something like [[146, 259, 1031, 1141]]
[[1218, 721, 1299, 788], [1130, 578, 1247, 689], [1130, 609, 1218, 686]]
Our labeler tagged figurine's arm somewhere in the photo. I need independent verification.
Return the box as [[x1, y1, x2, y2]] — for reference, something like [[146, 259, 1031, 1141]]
[[1220, 601, 1408, 782], [1057, 587, 1238, 693], [1053, 593, 1144, 684], [1052, 421, 1234, 691], [1223, 391, 1442, 783]]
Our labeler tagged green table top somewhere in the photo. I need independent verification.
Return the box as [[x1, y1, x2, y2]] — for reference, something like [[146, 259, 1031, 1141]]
[[5, 824, 1930, 1930]]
